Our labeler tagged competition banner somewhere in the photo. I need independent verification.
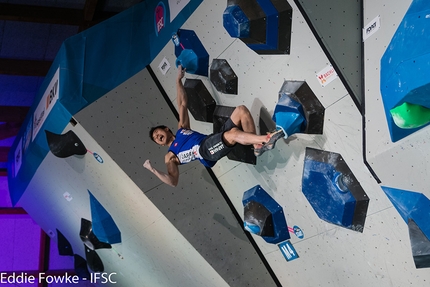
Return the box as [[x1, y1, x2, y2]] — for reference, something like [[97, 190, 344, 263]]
[[32, 68, 60, 139], [13, 138, 22, 177]]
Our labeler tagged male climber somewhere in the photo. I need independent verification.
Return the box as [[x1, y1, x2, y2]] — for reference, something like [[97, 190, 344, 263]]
[[143, 65, 284, 187]]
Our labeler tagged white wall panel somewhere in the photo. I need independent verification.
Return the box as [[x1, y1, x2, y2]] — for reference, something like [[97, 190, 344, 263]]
[[150, 0, 430, 286]]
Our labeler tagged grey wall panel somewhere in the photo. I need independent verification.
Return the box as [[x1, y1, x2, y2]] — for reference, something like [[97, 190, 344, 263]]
[[75, 68, 278, 287], [75, 71, 180, 191], [295, 0, 363, 108]]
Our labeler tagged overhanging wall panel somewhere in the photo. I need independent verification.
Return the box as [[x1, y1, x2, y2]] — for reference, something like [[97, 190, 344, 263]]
[[16, 120, 229, 287], [295, 0, 363, 107], [75, 68, 278, 287]]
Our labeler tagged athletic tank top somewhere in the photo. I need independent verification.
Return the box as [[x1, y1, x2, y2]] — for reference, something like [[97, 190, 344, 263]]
[[168, 128, 216, 168]]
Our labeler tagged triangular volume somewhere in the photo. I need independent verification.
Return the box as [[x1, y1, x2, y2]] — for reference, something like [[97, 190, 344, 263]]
[[382, 186, 421, 222], [79, 218, 112, 250], [408, 218, 430, 269], [382, 186, 430, 239], [89, 191, 122, 244], [74, 254, 91, 279], [84, 245, 104, 272], [56, 229, 74, 256]]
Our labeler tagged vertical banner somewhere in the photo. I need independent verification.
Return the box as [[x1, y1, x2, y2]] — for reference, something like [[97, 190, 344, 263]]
[[32, 68, 60, 140], [22, 119, 33, 155], [14, 138, 22, 177], [169, 0, 190, 22]]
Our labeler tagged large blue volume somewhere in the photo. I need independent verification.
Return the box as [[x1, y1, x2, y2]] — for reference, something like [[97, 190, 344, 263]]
[[380, 0, 430, 142], [302, 147, 369, 232]]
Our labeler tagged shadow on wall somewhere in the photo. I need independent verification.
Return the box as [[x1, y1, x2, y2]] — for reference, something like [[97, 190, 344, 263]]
[[213, 213, 249, 243]]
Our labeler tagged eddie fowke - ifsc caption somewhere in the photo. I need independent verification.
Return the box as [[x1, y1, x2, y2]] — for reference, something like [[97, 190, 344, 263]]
[[1, 272, 117, 285]]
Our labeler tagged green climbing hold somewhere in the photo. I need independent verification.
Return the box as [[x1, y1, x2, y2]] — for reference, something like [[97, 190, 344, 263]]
[[390, 102, 430, 129]]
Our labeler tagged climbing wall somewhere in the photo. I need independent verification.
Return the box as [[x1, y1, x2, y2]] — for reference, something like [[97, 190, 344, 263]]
[[75, 69, 278, 286], [147, 0, 430, 286], [17, 120, 230, 287], [9, 0, 430, 286]]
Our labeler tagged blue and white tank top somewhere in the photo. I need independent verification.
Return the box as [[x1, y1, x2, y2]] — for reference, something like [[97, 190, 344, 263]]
[[168, 128, 216, 168]]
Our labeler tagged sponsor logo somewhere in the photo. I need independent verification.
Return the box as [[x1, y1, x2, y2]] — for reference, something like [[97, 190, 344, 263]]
[[155, 2, 165, 36], [179, 151, 193, 161], [317, 68, 335, 84], [208, 142, 224, 155], [45, 79, 58, 110], [316, 64, 338, 87], [363, 15, 380, 41], [177, 145, 200, 163], [34, 110, 45, 131], [278, 240, 299, 262], [93, 152, 104, 163], [181, 129, 193, 136]]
